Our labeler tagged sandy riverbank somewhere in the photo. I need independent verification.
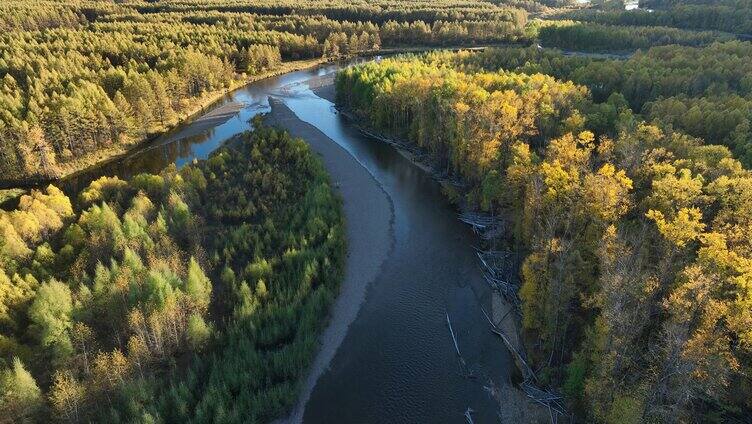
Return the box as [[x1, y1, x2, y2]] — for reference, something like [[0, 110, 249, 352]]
[[311, 80, 550, 423], [311, 82, 337, 103], [264, 98, 394, 424]]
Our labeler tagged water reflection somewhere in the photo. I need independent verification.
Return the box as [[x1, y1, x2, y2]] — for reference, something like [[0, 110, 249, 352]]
[[60, 61, 352, 196]]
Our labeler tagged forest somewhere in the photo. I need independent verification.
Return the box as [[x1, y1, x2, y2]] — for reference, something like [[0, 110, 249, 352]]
[[4, 0, 752, 422], [441, 42, 752, 167], [535, 21, 734, 51], [0, 122, 345, 422], [562, 0, 752, 34], [0, 0, 529, 185], [335, 46, 752, 422], [5, 0, 743, 186]]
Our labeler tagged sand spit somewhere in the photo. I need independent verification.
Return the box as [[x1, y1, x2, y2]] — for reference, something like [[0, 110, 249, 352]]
[[265, 98, 394, 424]]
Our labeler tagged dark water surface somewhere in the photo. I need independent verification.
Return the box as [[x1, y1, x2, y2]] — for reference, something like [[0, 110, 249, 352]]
[[282, 93, 512, 423], [60, 61, 514, 423]]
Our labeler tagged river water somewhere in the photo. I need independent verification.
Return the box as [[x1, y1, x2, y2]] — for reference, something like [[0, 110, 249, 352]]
[[60, 62, 516, 423]]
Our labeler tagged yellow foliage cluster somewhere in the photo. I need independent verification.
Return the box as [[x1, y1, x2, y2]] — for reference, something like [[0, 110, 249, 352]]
[[0, 186, 72, 263]]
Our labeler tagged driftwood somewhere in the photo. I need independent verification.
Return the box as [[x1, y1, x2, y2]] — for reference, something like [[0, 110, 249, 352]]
[[521, 380, 568, 419], [464, 407, 475, 424], [446, 312, 462, 358], [479, 304, 569, 422], [475, 249, 522, 309], [446, 311, 474, 377], [458, 212, 505, 240], [479, 305, 533, 380], [458, 212, 498, 229]]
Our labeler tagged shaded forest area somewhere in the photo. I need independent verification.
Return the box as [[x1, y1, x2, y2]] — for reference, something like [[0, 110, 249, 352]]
[[535, 20, 735, 51], [336, 45, 752, 422], [0, 122, 345, 423]]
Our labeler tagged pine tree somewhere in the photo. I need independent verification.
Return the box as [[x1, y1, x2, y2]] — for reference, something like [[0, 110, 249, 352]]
[[17, 125, 58, 179], [148, 73, 175, 127], [0, 357, 42, 423], [49, 370, 84, 423], [185, 257, 212, 311], [186, 314, 211, 349], [27, 279, 73, 362], [113, 91, 134, 136]]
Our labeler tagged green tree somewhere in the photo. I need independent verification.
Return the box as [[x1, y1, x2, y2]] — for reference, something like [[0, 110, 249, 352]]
[[27, 279, 73, 362], [185, 257, 212, 311], [186, 314, 211, 350], [0, 357, 42, 423]]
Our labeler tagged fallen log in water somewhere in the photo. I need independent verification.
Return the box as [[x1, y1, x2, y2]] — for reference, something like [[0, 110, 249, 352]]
[[480, 305, 534, 380], [479, 304, 569, 422], [458, 212, 498, 230], [475, 249, 522, 309], [446, 311, 461, 357], [458, 211, 505, 240], [521, 380, 568, 418], [464, 407, 475, 424], [446, 311, 472, 374]]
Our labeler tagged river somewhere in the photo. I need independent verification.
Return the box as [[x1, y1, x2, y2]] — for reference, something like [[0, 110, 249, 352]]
[[58, 61, 525, 423]]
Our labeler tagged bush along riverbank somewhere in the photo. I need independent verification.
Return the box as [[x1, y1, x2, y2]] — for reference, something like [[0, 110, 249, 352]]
[[0, 120, 345, 423], [335, 50, 752, 422]]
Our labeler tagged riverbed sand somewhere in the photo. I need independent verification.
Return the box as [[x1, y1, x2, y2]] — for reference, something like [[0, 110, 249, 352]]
[[311, 80, 336, 103], [167, 101, 247, 141], [264, 98, 394, 424], [307, 79, 551, 423]]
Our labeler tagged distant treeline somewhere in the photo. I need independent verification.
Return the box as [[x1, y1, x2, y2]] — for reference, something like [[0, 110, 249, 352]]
[[0, 123, 345, 423], [563, 0, 752, 34], [537, 21, 734, 51], [336, 48, 752, 423], [133, 0, 526, 25], [639, 0, 752, 11]]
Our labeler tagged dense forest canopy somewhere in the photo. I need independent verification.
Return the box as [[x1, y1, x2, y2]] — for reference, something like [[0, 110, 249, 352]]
[[562, 0, 752, 34], [133, 0, 527, 24], [0, 122, 345, 422], [336, 45, 752, 422], [439, 42, 752, 168], [535, 20, 734, 51], [4, 0, 752, 422], [0, 0, 530, 185]]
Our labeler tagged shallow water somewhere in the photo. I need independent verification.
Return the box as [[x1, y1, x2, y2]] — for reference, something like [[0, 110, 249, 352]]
[[60, 63, 345, 194], [61, 61, 514, 422], [281, 92, 511, 423]]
